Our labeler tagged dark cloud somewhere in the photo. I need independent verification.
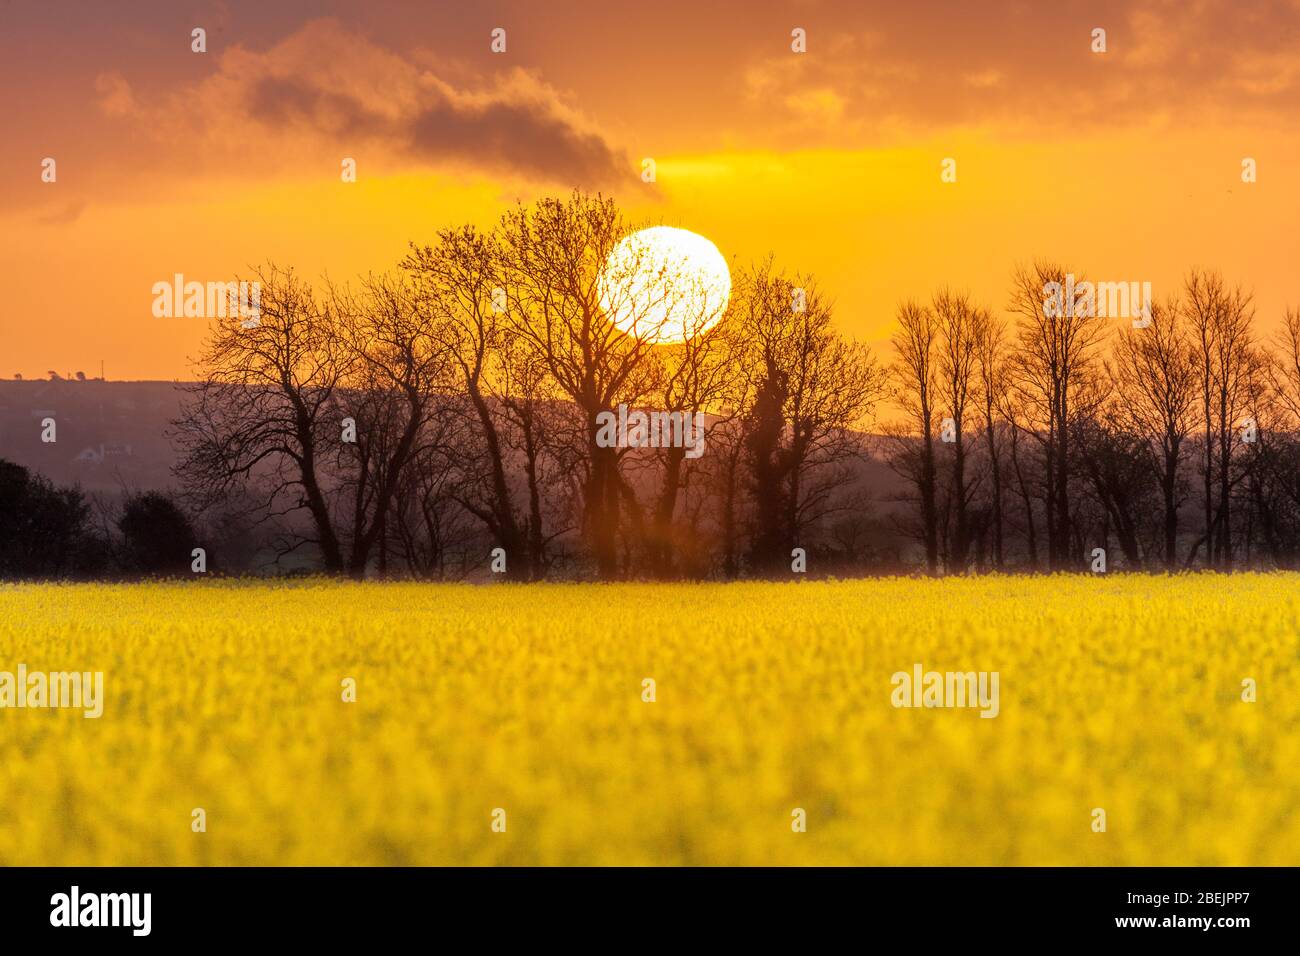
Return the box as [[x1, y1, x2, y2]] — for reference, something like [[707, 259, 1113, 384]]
[[406, 98, 625, 187], [220, 19, 627, 186], [243, 65, 627, 186], [245, 76, 391, 140]]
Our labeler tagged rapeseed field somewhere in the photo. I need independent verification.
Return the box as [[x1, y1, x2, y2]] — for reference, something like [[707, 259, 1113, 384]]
[[0, 574, 1295, 865]]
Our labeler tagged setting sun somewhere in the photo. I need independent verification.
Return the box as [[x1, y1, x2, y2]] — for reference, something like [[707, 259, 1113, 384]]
[[597, 226, 731, 344]]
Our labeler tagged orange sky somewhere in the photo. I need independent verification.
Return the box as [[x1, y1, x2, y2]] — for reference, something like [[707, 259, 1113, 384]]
[[3, 0, 1300, 380]]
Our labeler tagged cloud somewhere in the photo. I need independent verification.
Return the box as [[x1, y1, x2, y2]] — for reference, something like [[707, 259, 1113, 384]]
[[96, 18, 629, 188], [734, 0, 1300, 141]]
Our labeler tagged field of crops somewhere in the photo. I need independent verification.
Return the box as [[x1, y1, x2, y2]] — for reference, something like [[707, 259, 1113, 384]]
[[1, 575, 1296, 865]]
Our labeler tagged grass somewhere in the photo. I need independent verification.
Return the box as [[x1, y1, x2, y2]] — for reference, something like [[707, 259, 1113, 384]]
[[0, 574, 1296, 865]]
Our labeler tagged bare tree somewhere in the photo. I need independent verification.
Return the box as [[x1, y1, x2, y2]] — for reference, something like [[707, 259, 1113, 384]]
[[1107, 298, 1196, 569], [1250, 307, 1300, 566], [1268, 308, 1300, 424], [331, 272, 452, 576], [387, 399, 475, 578], [1184, 270, 1260, 568], [732, 262, 884, 574], [1007, 262, 1108, 569], [403, 226, 535, 578], [934, 289, 982, 572], [497, 326, 574, 579], [1184, 270, 1220, 567], [498, 193, 668, 579], [886, 300, 940, 574], [174, 264, 350, 571], [974, 311, 1007, 569]]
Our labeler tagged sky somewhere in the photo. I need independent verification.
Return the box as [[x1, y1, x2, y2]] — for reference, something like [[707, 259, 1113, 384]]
[[3, 0, 1300, 380]]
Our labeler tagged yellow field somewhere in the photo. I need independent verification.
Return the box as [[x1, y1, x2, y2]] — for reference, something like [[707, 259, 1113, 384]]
[[0, 574, 1296, 866]]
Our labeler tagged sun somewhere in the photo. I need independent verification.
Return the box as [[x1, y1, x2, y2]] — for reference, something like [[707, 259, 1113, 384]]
[[597, 226, 731, 344]]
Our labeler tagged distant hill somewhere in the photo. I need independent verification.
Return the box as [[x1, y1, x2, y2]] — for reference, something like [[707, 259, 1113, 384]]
[[0, 380, 910, 514], [0, 380, 184, 492]]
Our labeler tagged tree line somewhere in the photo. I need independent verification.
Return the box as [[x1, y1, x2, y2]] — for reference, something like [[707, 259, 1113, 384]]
[[0, 458, 201, 578], [4, 191, 1298, 580], [885, 264, 1300, 574]]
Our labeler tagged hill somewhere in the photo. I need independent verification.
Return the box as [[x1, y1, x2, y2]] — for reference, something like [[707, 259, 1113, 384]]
[[0, 380, 183, 492]]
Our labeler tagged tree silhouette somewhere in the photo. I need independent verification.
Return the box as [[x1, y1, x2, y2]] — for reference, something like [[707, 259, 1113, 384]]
[[119, 491, 199, 574]]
